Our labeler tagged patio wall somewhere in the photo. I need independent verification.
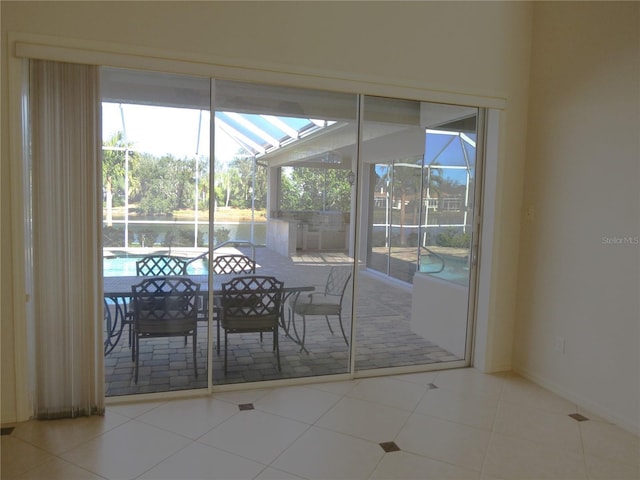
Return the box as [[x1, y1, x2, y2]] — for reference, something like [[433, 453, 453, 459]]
[[411, 273, 468, 359], [266, 218, 296, 257]]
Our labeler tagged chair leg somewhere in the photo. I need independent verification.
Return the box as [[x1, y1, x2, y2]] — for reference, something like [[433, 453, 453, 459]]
[[131, 328, 136, 361], [337, 313, 349, 345], [275, 328, 281, 371], [192, 330, 198, 378], [300, 315, 307, 353], [216, 319, 221, 355], [324, 315, 335, 335], [134, 336, 139, 384], [224, 330, 228, 375]]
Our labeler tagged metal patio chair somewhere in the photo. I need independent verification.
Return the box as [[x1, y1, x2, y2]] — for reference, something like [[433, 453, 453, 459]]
[[210, 254, 257, 353], [135, 255, 189, 277], [220, 275, 284, 374], [212, 254, 256, 275], [286, 265, 352, 352], [130, 276, 200, 383]]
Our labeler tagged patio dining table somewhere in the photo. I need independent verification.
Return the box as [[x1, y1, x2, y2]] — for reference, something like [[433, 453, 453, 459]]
[[103, 274, 313, 355]]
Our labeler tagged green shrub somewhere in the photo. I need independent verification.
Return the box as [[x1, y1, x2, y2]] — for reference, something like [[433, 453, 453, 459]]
[[103, 226, 125, 247], [436, 228, 471, 248], [214, 227, 230, 245]]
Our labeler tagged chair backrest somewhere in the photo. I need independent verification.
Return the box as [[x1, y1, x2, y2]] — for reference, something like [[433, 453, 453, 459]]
[[212, 254, 256, 275], [136, 255, 188, 276], [221, 276, 283, 324], [324, 266, 352, 299], [131, 276, 200, 334]]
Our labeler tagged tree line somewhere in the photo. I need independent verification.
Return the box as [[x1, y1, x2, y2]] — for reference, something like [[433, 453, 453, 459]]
[[102, 132, 353, 218]]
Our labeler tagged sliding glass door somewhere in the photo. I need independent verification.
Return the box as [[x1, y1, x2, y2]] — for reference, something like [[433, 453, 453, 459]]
[[101, 71, 359, 394], [357, 96, 482, 371], [101, 68, 211, 396], [212, 80, 358, 385], [98, 69, 482, 396]]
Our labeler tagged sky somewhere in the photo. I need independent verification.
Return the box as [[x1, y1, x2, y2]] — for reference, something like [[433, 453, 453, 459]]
[[102, 103, 241, 160]]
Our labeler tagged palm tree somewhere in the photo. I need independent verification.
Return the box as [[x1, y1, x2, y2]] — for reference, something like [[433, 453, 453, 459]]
[[102, 131, 129, 226]]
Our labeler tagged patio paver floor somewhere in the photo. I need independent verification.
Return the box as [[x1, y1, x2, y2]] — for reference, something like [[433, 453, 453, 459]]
[[105, 248, 463, 396]]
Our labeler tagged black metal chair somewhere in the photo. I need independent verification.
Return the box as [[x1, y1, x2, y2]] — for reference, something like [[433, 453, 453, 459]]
[[210, 254, 257, 354], [220, 276, 283, 374], [286, 266, 352, 352], [212, 254, 256, 275], [136, 255, 188, 276], [134, 255, 191, 346], [130, 276, 200, 383]]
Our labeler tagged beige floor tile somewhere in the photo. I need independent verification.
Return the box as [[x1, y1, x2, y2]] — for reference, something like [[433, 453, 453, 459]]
[[198, 409, 309, 464], [11, 411, 130, 455], [106, 400, 168, 418], [12, 457, 104, 480], [315, 396, 410, 443], [493, 400, 583, 454], [576, 405, 613, 424], [433, 368, 505, 400], [60, 420, 191, 480], [580, 420, 640, 467], [395, 412, 491, 472], [211, 387, 272, 405], [499, 375, 576, 414], [414, 387, 499, 431], [371, 450, 480, 479], [7, 371, 637, 480], [483, 431, 587, 479], [138, 442, 265, 479], [271, 426, 384, 479], [307, 378, 359, 395], [346, 376, 428, 411], [254, 466, 306, 479], [480, 474, 506, 480], [136, 396, 239, 439], [392, 370, 439, 386], [0, 436, 55, 479], [584, 452, 640, 479], [253, 385, 342, 424]]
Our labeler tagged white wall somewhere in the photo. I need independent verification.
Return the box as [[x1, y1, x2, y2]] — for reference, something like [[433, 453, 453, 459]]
[[1, 1, 533, 422], [515, 2, 640, 434]]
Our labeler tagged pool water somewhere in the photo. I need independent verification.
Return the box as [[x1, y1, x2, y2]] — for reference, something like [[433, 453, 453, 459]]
[[103, 255, 208, 277], [419, 256, 470, 286]]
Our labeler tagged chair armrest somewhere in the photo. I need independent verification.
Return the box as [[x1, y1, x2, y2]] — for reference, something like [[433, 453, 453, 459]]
[[307, 292, 323, 303]]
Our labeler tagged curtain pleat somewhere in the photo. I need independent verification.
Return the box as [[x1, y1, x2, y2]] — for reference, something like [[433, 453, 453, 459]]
[[30, 60, 104, 418]]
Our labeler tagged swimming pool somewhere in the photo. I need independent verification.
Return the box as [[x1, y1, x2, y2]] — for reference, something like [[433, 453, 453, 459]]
[[419, 255, 470, 286], [103, 255, 208, 277]]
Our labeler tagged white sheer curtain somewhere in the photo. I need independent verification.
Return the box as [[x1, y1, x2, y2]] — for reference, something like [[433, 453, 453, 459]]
[[29, 59, 104, 418]]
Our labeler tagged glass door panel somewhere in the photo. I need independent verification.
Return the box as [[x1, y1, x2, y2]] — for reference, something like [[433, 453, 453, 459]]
[[212, 80, 358, 385], [368, 162, 392, 277], [357, 96, 481, 371], [100, 71, 482, 392], [101, 67, 211, 396], [389, 161, 422, 284]]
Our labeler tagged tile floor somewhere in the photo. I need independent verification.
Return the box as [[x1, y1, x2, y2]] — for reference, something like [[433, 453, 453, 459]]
[[3, 368, 639, 479]]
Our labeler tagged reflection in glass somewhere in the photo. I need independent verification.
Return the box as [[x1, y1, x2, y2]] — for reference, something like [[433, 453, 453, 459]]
[[358, 96, 480, 371]]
